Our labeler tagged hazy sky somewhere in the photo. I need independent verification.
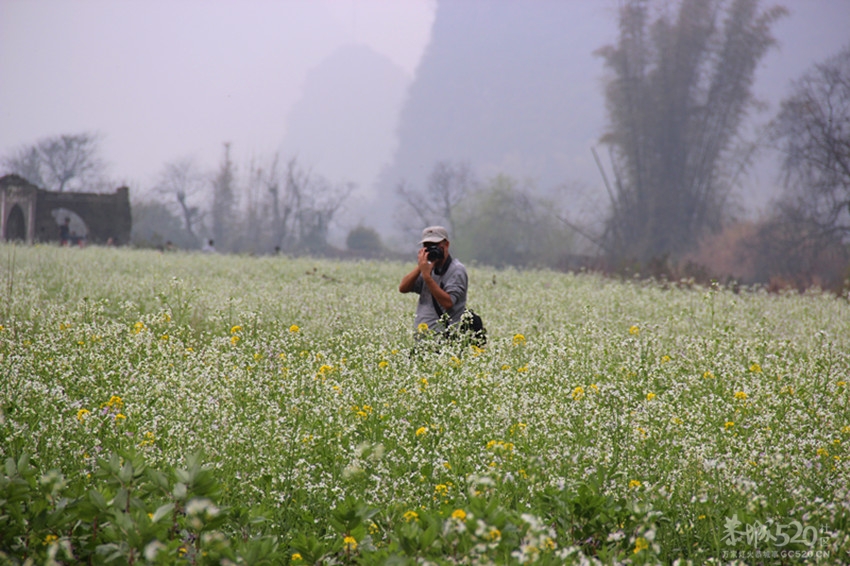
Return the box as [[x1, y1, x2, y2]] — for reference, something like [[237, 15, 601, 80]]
[[1, 0, 849, 217], [0, 0, 436, 191]]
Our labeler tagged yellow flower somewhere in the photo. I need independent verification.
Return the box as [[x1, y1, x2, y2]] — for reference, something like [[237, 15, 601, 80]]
[[817, 447, 830, 457], [629, 479, 642, 489], [703, 371, 715, 379], [162, 312, 171, 323], [749, 363, 762, 373], [43, 534, 58, 545], [435, 484, 448, 496], [403, 510, 419, 522], [291, 553, 303, 562], [724, 421, 735, 429], [838, 381, 846, 387], [734, 391, 748, 400], [417, 322, 429, 333], [634, 537, 649, 554], [416, 427, 428, 437], [646, 392, 656, 401], [115, 413, 127, 421], [133, 321, 145, 334], [512, 333, 526, 346], [343, 536, 357, 551], [842, 425, 850, 434], [378, 360, 388, 369], [571, 386, 584, 401], [76, 408, 90, 422], [629, 325, 640, 335], [516, 364, 528, 373], [160, 334, 169, 341], [230, 325, 242, 334], [451, 509, 467, 521], [230, 335, 240, 345], [661, 355, 671, 363], [105, 396, 123, 409], [289, 324, 300, 333], [451, 355, 462, 367], [487, 527, 502, 541]]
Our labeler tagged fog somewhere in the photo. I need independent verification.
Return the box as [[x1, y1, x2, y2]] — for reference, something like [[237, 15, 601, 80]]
[[1, 0, 849, 246]]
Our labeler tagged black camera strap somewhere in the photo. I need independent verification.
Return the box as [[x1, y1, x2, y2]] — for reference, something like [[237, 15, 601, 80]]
[[429, 256, 452, 318]]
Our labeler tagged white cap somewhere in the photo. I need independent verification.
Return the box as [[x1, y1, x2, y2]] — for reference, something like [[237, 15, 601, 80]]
[[420, 225, 449, 244]]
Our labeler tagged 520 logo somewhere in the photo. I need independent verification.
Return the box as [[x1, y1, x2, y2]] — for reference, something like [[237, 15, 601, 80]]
[[722, 514, 820, 548]]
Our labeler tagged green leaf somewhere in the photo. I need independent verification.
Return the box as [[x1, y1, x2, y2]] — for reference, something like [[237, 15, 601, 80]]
[[152, 502, 174, 523]]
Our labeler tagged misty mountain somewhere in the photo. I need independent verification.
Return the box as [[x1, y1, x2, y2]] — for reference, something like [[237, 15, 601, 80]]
[[281, 44, 411, 195], [373, 1, 610, 235]]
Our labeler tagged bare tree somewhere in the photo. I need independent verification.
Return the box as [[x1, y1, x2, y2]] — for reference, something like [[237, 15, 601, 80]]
[[154, 158, 206, 242], [772, 44, 850, 241], [211, 143, 236, 250], [396, 161, 475, 238], [267, 156, 353, 253], [596, 0, 786, 262], [1, 132, 107, 192]]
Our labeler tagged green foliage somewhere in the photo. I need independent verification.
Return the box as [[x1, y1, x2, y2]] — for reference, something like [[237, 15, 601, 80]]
[[455, 175, 573, 268], [346, 225, 384, 256], [0, 449, 281, 565], [131, 200, 199, 250]]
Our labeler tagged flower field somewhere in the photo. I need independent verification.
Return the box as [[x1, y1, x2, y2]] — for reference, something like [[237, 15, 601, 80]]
[[1, 243, 848, 564]]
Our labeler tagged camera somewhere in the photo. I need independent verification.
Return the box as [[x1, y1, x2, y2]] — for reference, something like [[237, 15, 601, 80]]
[[425, 243, 445, 262]]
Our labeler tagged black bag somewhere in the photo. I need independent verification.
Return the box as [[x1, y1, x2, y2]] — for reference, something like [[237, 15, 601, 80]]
[[431, 293, 487, 346], [460, 308, 487, 346]]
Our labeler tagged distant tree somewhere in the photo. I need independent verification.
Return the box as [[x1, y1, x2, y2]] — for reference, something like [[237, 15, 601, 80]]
[[346, 225, 384, 257], [747, 205, 848, 290], [131, 200, 198, 250], [396, 161, 475, 239], [1, 132, 108, 192], [596, 0, 786, 262], [454, 175, 573, 268], [211, 143, 236, 251], [154, 158, 206, 243], [771, 44, 850, 242], [265, 156, 352, 254]]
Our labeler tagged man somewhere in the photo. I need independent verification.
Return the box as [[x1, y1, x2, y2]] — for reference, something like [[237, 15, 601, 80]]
[[59, 218, 70, 246], [399, 225, 468, 337]]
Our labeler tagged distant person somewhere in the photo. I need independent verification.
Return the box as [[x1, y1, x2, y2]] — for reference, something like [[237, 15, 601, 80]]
[[202, 239, 216, 253], [59, 218, 70, 246], [399, 226, 468, 337]]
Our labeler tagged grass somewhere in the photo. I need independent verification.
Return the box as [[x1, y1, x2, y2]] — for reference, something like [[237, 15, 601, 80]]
[[0, 243, 848, 564]]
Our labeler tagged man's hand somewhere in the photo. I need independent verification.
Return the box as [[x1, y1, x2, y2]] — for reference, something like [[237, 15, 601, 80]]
[[417, 247, 435, 278]]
